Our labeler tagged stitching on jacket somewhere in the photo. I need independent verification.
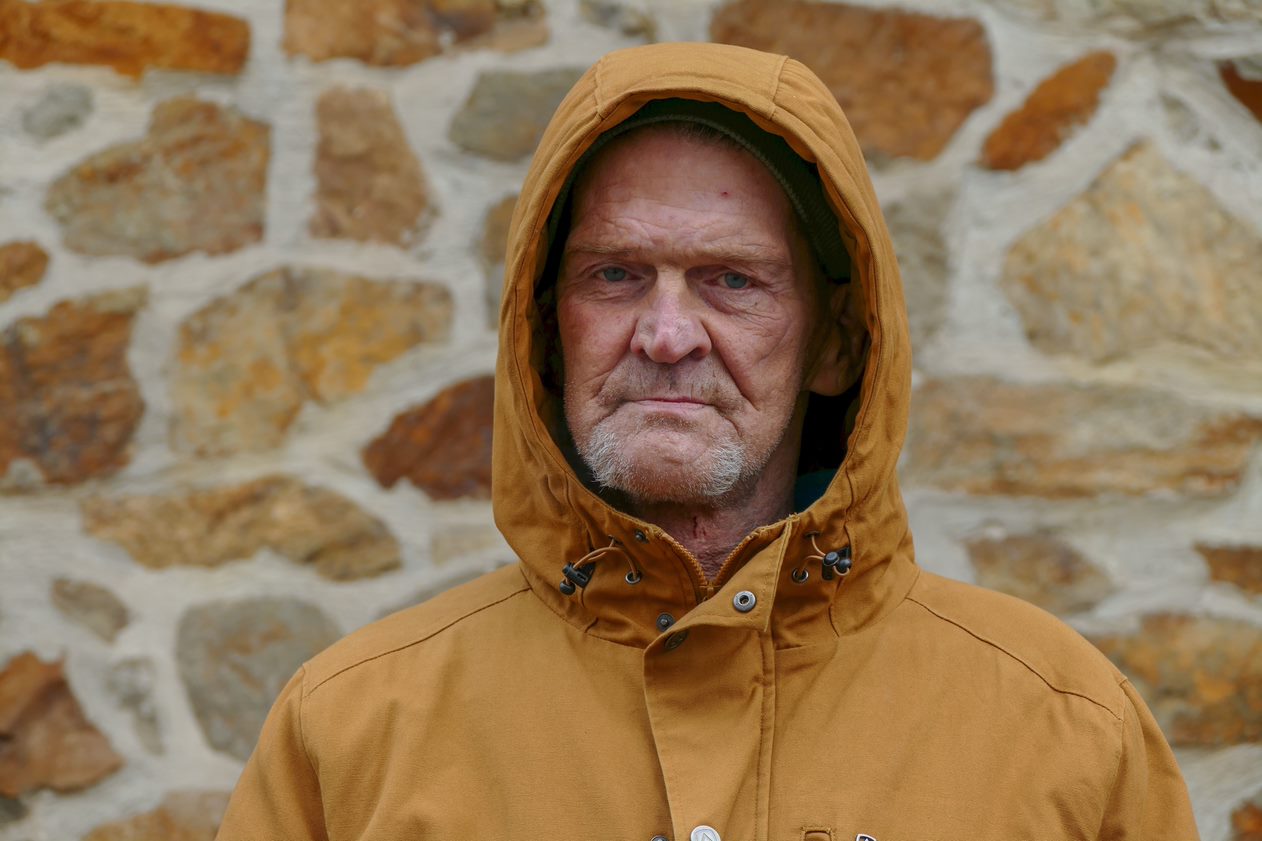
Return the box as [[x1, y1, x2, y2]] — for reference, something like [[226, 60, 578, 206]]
[[904, 594, 1124, 721], [767, 53, 788, 120], [304, 581, 531, 697]]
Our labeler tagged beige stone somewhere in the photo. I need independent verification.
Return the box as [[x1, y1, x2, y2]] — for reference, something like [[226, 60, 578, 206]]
[[1196, 543, 1262, 596], [1002, 144, 1262, 363], [363, 376, 494, 500], [905, 377, 1262, 498], [965, 532, 1114, 615], [1090, 614, 1262, 746], [0, 288, 146, 490], [311, 87, 430, 245], [449, 68, 586, 161], [0, 653, 122, 797], [432, 524, 507, 566], [50, 579, 129, 642], [45, 98, 268, 264], [982, 51, 1116, 171], [0, 0, 249, 78], [0, 241, 48, 304], [83, 790, 229, 841], [82, 476, 401, 581], [711, 0, 993, 161], [171, 267, 451, 455]]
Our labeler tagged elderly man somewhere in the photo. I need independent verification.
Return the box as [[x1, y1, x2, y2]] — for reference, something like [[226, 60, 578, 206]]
[[217, 43, 1197, 841]]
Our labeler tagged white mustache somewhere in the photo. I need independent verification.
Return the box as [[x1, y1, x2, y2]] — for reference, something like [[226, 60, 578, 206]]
[[595, 360, 739, 410]]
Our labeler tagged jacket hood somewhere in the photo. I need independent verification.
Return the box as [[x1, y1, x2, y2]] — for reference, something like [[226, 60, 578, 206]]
[[491, 42, 917, 648]]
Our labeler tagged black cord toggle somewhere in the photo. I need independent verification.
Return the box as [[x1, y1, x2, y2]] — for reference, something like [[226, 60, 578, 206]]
[[558, 561, 596, 595]]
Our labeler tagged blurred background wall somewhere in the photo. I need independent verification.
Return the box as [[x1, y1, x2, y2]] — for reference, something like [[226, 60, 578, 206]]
[[1, 0, 1260, 837]]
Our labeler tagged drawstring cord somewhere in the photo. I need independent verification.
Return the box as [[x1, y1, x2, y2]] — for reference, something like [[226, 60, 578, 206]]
[[559, 537, 640, 596], [790, 532, 852, 584]]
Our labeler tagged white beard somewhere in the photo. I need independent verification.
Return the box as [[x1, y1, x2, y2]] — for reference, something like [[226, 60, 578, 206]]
[[575, 413, 757, 504]]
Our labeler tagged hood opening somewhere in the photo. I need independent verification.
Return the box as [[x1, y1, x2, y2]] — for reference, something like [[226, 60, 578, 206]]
[[526, 95, 870, 510]]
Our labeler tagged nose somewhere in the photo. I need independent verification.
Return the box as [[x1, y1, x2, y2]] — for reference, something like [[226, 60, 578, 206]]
[[629, 276, 712, 364]]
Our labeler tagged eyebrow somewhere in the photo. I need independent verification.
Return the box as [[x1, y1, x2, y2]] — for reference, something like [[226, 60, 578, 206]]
[[562, 242, 794, 270]]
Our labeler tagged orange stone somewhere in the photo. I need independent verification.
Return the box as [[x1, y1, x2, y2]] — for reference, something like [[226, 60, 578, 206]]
[[1233, 793, 1262, 841], [711, 0, 993, 160], [1196, 544, 1262, 597], [363, 375, 494, 500], [83, 791, 230, 841], [0, 653, 123, 797], [1090, 614, 1262, 746], [0, 288, 145, 489], [0, 240, 48, 304], [982, 51, 1116, 170], [0, 0, 248, 78], [1221, 61, 1262, 123]]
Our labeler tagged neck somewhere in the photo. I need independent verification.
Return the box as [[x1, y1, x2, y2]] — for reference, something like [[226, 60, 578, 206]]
[[630, 474, 796, 579]]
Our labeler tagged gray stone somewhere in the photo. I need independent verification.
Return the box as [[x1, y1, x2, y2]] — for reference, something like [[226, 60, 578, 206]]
[[177, 598, 340, 760], [449, 68, 585, 161], [106, 658, 163, 755], [579, 0, 656, 37], [50, 578, 129, 643], [883, 188, 952, 353], [0, 795, 26, 825], [22, 84, 92, 140]]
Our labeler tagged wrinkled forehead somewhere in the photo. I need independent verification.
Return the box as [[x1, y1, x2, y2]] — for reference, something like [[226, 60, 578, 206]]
[[563, 124, 807, 262]]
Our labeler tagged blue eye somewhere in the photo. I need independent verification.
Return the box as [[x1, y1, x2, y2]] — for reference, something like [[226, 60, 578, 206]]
[[599, 267, 628, 282], [721, 272, 750, 289]]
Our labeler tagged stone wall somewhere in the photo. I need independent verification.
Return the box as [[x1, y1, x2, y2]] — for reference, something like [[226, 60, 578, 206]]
[[1, 0, 1260, 838]]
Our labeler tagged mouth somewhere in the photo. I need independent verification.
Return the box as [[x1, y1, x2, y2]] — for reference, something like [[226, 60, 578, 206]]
[[629, 397, 711, 412]]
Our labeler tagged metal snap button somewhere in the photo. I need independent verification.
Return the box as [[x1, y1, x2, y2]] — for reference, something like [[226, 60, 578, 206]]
[[656, 612, 675, 631], [663, 630, 689, 650], [650, 836, 669, 841], [732, 590, 756, 613], [690, 826, 721, 841], [634, 529, 648, 542]]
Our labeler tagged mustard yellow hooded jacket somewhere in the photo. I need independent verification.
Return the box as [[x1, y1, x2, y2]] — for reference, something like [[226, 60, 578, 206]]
[[217, 43, 1199, 841]]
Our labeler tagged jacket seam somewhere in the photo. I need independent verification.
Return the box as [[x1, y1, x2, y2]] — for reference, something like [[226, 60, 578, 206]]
[[904, 594, 1123, 721], [1094, 680, 1130, 840], [295, 665, 331, 841], [304, 582, 531, 697]]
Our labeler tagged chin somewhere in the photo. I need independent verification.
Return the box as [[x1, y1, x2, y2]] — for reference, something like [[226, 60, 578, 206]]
[[577, 421, 752, 504]]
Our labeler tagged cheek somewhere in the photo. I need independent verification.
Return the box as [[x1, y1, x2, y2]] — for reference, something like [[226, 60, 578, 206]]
[[557, 298, 624, 394]]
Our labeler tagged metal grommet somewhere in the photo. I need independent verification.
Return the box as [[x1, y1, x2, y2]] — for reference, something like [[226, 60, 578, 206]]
[[656, 612, 675, 631], [732, 590, 757, 613], [634, 529, 648, 542], [663, 630, 689, 650], [625, 570, 642, 584], [650, 836, 670, 841], [790, 567, 809, 584]]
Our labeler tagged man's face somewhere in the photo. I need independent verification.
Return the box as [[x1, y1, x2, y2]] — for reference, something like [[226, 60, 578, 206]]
[[557, 128, 826, 506]]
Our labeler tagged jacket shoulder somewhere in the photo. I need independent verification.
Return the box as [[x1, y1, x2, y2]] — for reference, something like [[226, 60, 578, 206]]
[[302, 564, 530, 697], [906, 570, 1126, 719]]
